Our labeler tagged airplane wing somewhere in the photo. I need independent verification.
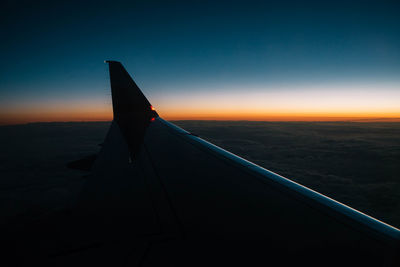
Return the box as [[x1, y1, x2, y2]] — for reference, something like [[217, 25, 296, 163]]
[[6, 61, 399, 266]]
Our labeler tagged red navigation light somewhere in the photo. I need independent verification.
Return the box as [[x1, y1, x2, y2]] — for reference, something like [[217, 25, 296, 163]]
[[151, 117, 155, 122], [150, 105, 155, 111]]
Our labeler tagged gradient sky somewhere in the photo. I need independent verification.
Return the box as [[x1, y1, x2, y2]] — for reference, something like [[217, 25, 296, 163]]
[[1, 0, 400, 124]]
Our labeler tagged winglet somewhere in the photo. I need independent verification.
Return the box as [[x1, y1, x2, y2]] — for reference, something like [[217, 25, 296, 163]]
[[105, 61, 158, 157], [105, 60, 158, 120]]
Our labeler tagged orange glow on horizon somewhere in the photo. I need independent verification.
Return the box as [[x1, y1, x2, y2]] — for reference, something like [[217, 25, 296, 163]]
[[1, 85, 400, 125], [0, 100, 113, 125], [162, 111, 400, 122], [2, 109, 400, 125]]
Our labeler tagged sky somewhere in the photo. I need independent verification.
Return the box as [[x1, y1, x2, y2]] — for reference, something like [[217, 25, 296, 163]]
[[1, 0, 400, 124]]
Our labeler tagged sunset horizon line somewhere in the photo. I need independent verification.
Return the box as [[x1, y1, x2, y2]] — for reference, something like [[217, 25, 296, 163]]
[[2, 115, 400, 126]]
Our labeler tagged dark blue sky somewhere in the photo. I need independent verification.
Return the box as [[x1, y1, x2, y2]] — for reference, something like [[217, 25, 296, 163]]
[[1, 0, 400, 123]]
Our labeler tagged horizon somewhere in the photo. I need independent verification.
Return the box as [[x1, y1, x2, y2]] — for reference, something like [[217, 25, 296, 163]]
[[2, 117, 400, 127]]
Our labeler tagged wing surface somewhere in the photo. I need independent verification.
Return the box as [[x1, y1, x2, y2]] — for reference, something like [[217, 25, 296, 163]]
[[132, 117, 400, 266]]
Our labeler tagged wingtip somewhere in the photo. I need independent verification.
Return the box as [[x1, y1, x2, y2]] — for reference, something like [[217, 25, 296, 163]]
[[104, 60, 121, 64]]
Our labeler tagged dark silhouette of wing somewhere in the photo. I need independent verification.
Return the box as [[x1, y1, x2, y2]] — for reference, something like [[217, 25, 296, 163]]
[[7, 61, 399, 266], [89, 61, 400, 266]]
